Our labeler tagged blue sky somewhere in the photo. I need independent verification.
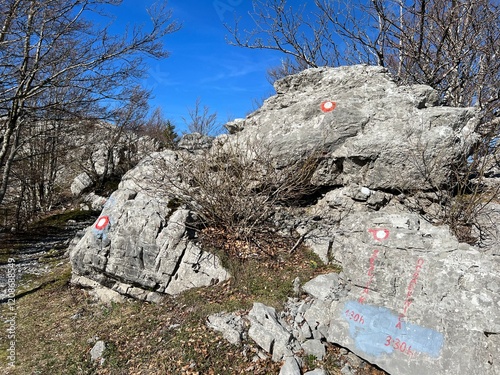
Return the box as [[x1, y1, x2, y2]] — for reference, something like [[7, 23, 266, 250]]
[[106, 0, 286, 133]]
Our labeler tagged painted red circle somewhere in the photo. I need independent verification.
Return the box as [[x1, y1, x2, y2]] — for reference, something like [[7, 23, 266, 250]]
[[321, 101, 336, 112], [375, 229, 389, 240], [95, 216, 110, 230], [368, 228, 390, 241]]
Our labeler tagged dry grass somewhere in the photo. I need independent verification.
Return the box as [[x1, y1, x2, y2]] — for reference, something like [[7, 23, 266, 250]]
[[0, 247, 386, 375]]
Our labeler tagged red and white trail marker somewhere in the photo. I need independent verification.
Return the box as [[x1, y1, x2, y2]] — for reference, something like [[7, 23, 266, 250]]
[[368, 228, 390, 241], [321, 101, 336, 112], [95, 215, 110, 231]]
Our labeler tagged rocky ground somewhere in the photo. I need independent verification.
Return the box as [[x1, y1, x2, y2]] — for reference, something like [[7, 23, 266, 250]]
[[0, 230, 387, 375]]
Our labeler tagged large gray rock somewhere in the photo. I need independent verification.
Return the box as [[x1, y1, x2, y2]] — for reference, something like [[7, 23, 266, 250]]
[[71, 172, 94, 196], [302, 272, 343, 302], [282, 209, 499, 375], [68, 66, 498, 375], [320, 210, 500, 375], [231, 65, 478, 191], [69, 65, 483, 303], [69, 151, 229, 300], [220, 208, 499, 374]]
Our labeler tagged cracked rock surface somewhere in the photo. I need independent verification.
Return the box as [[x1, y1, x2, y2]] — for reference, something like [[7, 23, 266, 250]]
[[69, 65, 499, 374], [69, 151, 229, 300]]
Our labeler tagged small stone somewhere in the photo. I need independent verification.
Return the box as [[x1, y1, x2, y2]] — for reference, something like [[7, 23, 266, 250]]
[[302, 273, 340, 301], [87, 336, 99, 344], [248, 303, 293, 361], [298, 322, 313, 342], [70, 313, 81, 320], [346, 352, 364, 368], [295, 314, 305, 324], [207, 312, 244, 345], [340, 363, 355, 375], [90, 340, 105, 362], [301, 339, 326, 360], [293, 277, 301, 297], [279, 356, 301, 375]]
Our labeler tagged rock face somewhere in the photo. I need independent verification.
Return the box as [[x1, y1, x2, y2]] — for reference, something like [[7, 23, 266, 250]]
[[69, 65, 499, 374], [69, 150, 229, 301], [313, 211, 499, 375], [231, 64, 478, 191], [327, 215, 498, 375], [210, 210, 499, 374], [235, 209, 498, 374]]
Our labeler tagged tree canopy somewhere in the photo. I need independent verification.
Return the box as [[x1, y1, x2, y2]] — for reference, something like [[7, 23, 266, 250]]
[[227, 0, 499, 136], [0, 0, 180, 207]]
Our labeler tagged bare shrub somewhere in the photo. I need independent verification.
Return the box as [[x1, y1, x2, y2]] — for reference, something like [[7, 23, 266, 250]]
[[163, 138, 322, 258], [402, 130, 499, 244], [443, 145, 500, 244], [183, 98, 222, 136]]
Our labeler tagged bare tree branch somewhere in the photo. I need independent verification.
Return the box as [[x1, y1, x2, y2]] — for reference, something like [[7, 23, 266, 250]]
[[226, 0, 499, 136], [182, 98, 220, 136], [0, 0, 180, 206]]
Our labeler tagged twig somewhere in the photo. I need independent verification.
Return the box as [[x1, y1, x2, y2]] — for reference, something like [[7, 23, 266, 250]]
[[289, 232, 307, 253]]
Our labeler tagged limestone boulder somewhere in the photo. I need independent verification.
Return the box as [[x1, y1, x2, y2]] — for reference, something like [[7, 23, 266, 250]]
[[69, 151, 229, 300], [220, 208, 499, 375], [321, 210, 499, 375], [232, 65, 478, 191], [71, 172, 94, 196], [287, 209, 499, 375]]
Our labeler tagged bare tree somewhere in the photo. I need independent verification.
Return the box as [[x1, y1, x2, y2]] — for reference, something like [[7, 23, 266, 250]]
[[227, 0, 499, 135], [140, 108, 178, 149], [227, 0, 341, 70], [95, 85, 151, 188], [182, 98, 220, 136], [0, 0, 180, 206]]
